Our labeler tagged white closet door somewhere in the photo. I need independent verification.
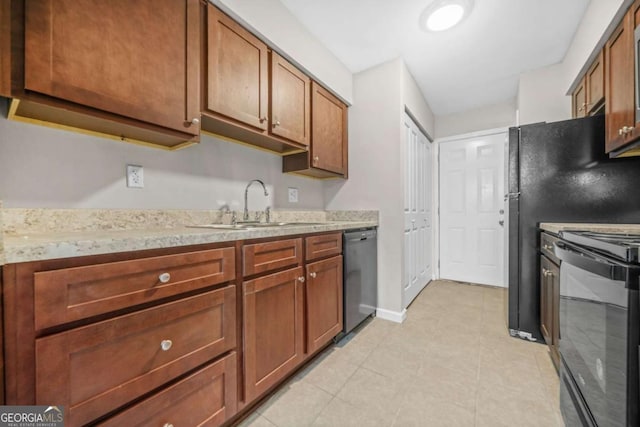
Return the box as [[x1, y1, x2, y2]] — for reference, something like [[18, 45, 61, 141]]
[[439, 132, 506, 287], [403, 113, 433, 308]]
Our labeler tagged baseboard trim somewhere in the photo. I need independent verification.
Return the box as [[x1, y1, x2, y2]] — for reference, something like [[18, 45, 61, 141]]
[[375, 308, 407, 323]]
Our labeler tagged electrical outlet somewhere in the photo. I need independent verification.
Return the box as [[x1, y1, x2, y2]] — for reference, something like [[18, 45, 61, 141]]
[[126, 164, 144, 188], [288, 187, 299, 203]]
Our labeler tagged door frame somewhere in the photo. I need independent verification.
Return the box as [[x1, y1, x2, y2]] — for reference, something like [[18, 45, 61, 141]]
[[434, 127, 509, 284], [402, 109, 435, 309]]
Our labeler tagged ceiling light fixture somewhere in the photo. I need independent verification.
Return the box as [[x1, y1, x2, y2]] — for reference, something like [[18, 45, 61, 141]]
[[420, 0, 474, 32]]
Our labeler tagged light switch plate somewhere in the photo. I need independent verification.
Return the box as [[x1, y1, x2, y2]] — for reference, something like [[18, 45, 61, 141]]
[[288, 187, 299, 203], [126, 164, 144, 188]]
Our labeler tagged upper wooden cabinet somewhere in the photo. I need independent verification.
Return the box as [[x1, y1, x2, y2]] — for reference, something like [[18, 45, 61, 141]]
[[571, 50, 604, 119], [599, 0, 640, 157], [571, 78, 587, 118], [205, 5, 269, 132], [3, 0, 201, 149], [283, 82, 348, 178], [585, 50, 605, 114], [604, 10, 636, 154], [270, 52, 311, 146], [202, 5, 309, 154]]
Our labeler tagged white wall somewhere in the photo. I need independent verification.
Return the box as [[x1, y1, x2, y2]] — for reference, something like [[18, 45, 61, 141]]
[[0, 112, 324, 210], [518, 63, 571, 125], [563, 0, 625, 92], [517, 0, 625, 125], [435, 98, 516, 139], [402, 63, 435, 138], [214, 0, 353, 104], [325, 57, 434, 319]]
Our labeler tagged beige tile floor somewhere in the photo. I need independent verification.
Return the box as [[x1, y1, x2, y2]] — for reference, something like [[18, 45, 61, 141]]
[[237, 280, 564, 427]]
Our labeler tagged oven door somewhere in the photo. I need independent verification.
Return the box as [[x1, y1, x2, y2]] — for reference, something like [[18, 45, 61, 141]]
[[555, 240, 634, 427]]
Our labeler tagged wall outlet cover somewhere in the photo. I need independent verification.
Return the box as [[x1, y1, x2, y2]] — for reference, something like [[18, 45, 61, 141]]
[[288, 187, 299, 203], [126, 164, 144, 188]]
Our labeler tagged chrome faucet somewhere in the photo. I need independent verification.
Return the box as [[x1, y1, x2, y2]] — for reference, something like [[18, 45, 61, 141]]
[[243, 179, 269, 221]]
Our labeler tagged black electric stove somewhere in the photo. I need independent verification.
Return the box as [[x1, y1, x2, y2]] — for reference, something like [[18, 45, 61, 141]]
[[559, 230, 640, 263], [555, 229, 640, 427]]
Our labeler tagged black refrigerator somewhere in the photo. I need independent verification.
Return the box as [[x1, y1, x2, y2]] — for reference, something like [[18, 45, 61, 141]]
[[506, 114, 640, 341]]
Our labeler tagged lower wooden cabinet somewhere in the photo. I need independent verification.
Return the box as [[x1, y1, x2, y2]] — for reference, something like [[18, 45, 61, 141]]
[[243, 267, 305, 402], [306, 255, 343, 354], [540, 252, 560, 369], [99, 352, 237, 427], [35, 287, 236, 426]]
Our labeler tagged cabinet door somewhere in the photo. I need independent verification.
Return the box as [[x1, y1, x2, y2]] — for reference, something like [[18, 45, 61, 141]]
[[605, 11, 636, 152], [24, 0, 200, 136], [243, 267, 304, 402], [36, 288, 236, 426], [586, 50, 605, 114], [206, 5, 268, 131], [306, 256, 343, 354], [311, 82, 348, 175], [270, 52, 310, 146], [549, 259, 560, 368], [572, 78, 587, 118], [540, 255, 559, 368], [99, 353, 237, 427], [540, 256, 553, 346]]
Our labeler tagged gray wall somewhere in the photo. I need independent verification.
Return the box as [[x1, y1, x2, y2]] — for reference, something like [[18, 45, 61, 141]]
[[0, 108, 324, 210]]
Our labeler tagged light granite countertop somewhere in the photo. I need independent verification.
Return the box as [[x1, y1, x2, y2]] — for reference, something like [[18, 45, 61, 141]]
[[0, 209, 378, 265], [540, 222, 640, 235]]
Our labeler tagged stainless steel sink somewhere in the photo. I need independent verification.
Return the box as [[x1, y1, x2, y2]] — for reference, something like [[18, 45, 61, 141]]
[[186, 224, 249, 230], [187, 222, 326, 230]]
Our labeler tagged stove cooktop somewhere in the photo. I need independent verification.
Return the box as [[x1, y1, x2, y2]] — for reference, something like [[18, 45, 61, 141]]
[[559, 230, 640, 263]]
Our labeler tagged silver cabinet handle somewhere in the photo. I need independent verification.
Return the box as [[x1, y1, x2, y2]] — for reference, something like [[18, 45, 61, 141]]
[[164, 424, 174, 427], [619, 128, 624, 136], [191, 117, 200, 125], [159, 272, 171, 283], [309, 272, 317, 278], [543, 244, 553, 251], [498, 220, 504, 226], [160, 340, 173, 351], [273, 120, 280, 128], [298, 276, 305, 283], [260, 116, 268, 123]]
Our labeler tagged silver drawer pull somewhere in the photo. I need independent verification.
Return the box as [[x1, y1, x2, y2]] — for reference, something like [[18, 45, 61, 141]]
[[163, 424, 174, 427], [309, 272, 317, 278], [298, 276, 305, 283], [160, 340, 173, 351], [543, 244, 553, 251], [158, 272, 171, 283]]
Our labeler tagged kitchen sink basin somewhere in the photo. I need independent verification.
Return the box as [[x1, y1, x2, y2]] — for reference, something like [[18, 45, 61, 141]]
[[186, 224, 249, 230], [187, 222, 326, 230]]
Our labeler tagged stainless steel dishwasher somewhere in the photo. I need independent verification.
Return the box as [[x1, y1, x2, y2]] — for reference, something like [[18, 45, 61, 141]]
[[341, 228, 377, 337]]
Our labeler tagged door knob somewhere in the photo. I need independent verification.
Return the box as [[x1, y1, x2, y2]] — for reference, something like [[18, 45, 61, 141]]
[[498, 220, 504, 226]]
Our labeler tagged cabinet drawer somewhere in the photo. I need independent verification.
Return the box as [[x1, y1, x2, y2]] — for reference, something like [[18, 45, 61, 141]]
[[540, 232, 560, 265], [34, 247, 235, 330], [99, 352, 237, 427], [305, 233, 342, 261], [243, 238, 302, 276], [35, 287, 236, 427]]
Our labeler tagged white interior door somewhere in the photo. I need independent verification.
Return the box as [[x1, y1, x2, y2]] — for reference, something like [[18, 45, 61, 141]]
[[403, 113, 433, 307], [439, 131, 506, 287]]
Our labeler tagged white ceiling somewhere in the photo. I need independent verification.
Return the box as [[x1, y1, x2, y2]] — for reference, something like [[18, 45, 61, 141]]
[[279, 0, 591, 115]]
